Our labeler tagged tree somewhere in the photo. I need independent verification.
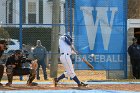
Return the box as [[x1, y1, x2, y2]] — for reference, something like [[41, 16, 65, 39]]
[[0, 27, 10, 40]]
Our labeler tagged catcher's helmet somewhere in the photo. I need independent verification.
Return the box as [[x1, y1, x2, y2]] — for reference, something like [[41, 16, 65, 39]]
[[14, 50, 22, 54]]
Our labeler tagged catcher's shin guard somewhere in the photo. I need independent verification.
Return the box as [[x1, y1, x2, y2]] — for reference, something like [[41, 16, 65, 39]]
[[6, 65, 13, 83], [27, 69, 36, 84], [0, 65, 4, 81]]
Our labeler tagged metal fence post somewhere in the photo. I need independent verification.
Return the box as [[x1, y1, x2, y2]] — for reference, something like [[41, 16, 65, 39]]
[[19, 0, 22, 49]]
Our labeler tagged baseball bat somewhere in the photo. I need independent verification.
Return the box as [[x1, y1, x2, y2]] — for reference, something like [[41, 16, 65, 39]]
[[79, 55, 94, 70]]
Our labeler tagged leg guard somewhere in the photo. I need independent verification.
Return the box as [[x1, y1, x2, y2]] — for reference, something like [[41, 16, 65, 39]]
[[0, 65, 4, 82], [27, 69, 36, 84], [6, 65, 13, 83]]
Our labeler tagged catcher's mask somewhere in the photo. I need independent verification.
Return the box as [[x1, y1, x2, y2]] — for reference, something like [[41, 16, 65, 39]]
[[14, 50, 23, 59], [14, 50, 22, 54]]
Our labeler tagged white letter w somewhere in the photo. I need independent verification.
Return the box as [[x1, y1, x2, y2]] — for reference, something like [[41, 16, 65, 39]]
[[80, 7, 118, 50]]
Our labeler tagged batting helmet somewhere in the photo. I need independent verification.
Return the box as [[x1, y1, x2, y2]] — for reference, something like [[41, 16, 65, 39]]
[[64, 34, 72, 45]]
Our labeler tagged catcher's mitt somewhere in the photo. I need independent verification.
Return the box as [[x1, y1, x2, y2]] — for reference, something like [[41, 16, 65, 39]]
[[30, 59, 38, 70]]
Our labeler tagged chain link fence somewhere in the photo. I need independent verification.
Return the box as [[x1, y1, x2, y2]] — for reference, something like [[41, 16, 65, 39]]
[[0, 0, 72, 82], [0, 0, 128, 82]]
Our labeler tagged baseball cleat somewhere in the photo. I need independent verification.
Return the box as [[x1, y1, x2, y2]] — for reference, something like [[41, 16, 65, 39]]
[[5, 82, 12, 87], [0, 83, 3, 86], [78, 82, 88, 87], [27, 82, 38, 86], [54, 78, 58, 87]]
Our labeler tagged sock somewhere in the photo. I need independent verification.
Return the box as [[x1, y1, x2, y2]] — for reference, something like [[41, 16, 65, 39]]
[[72, 76, 80, 84], [57, 74, 65, 81]]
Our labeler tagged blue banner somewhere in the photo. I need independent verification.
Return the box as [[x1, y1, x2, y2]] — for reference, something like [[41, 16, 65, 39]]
[[74, 0, 127, 70]]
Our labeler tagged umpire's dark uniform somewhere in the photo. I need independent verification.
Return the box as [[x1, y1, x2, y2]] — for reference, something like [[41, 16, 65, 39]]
[[0, 40, 8, 86], [0, 51, 4, 86], [5, 50, 37, 86], [128, 38, 140, 79]]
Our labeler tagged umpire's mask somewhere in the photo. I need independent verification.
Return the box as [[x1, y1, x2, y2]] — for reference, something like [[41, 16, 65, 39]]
[[37, 40, 42, 46]]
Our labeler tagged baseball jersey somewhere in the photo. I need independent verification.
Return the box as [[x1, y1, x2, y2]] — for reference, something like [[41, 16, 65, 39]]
[[59, 36, 72, 55]]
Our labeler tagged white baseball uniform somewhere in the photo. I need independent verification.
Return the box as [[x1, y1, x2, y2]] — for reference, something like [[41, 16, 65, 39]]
[[59, 35, 76, 78]]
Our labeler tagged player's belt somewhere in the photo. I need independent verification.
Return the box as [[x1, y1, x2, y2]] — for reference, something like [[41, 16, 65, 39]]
[[61, 53, 69, 55]]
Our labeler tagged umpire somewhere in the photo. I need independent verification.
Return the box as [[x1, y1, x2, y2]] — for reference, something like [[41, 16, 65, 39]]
[[128, 37, 140, 79], [5, 50, 37, 86], [0, 40, 8, 86], [33, 40, 48, 80]]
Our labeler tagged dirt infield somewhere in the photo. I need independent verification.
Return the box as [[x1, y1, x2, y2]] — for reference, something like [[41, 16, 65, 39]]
[[0, 84, 140, 92], [0, 64, 139, 92]]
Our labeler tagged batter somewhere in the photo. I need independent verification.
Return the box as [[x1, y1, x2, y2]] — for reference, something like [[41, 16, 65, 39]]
[[54, 34, 88, 87]]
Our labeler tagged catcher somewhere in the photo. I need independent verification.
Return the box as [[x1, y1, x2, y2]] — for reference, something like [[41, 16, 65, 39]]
[[5, 50, 38, 86]]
